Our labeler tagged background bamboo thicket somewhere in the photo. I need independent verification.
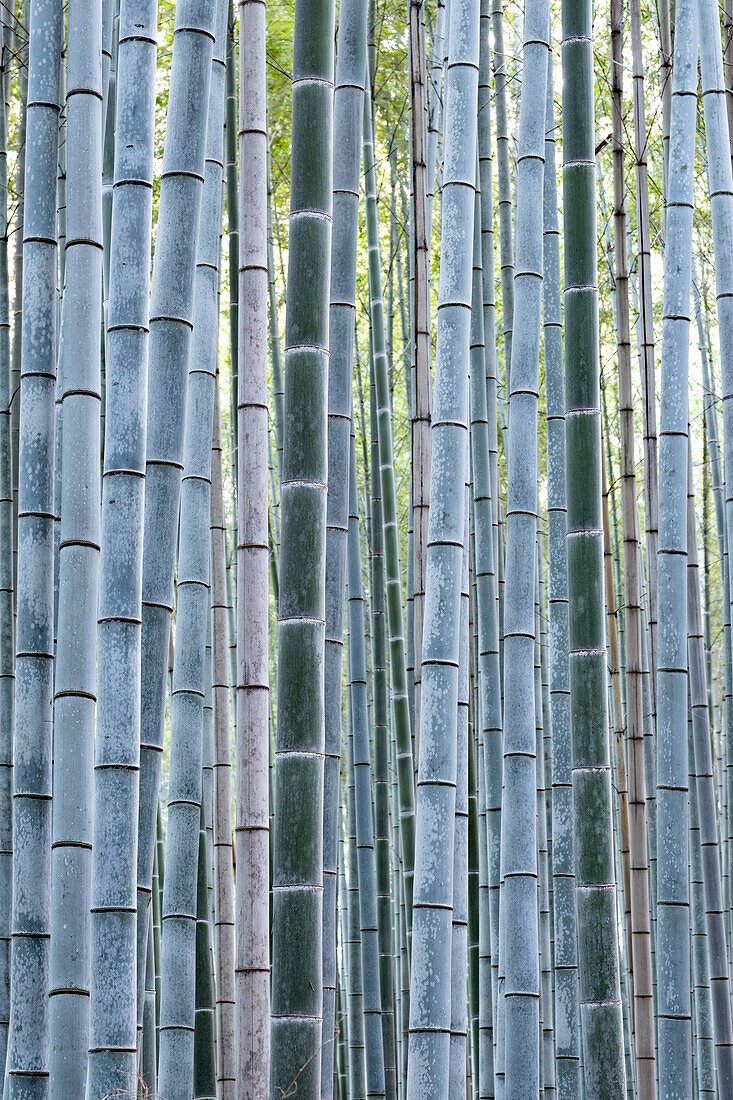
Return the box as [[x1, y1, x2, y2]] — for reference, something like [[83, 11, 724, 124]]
[[6, 0, 733, 1096]]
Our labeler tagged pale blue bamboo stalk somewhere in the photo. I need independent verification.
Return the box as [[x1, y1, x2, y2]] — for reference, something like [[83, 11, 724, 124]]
[[476, 726, 494, 1099], [449, 503, 470, 1100], [321, 0, 367, 1087], [695, 0, 733, 984], [468, 169, 501, 1090], [157, 0, 226, 1090], [0, 20, 11, 1076], [406, 0, 478, 1086], [86, 0, 157, 1092], [689, 715, 717, 1098], [535, 570, 554, 1099], [426, 0, 445, 241], [135, 0, 216, 1062], [47, 0, 102, 1089], [490, 0, 513, 391], [6, 0, 60, 1093], [686, 449, 733, 1089], [499, 3, 549, 1093], [655, 0, 697, 1086], [347, 430, 387, 1098], [543, 45, 580, 1100]]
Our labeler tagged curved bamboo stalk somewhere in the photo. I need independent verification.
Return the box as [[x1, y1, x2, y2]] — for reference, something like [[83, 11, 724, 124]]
[[498, 2, 549, 1092], [7, 0, 60, 1092], [87, 0, 157, 1092], [562, 0, 625, 1089], [48, 0, 102, 1089], [268, 0, 334, 1086], [320, 0, 367, 1088], [157, 1, 226, 1091], [135, 0, 217, 1063], [654, 0, 697, 1086]]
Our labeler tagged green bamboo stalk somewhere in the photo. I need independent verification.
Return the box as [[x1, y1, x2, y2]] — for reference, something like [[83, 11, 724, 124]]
[[654, 0, 697, 1087], [269, 0, 334, 1086], [136, 0, 217, 1064], [369, 355, 398, 1100], [6, 0, 59, 1092], [86, 0, 156, 1091], [562, 0, 625, 1090], [499, 2, 549, 1092], [142, 907, 157, 1095], [48, 0, 102, 1088], [321, 0, 367, 1087], [363, 69, 416, 944], [347, 429, 387, 1097], [193, 822, 217, 1100], [609, 1, 655, 1087], [345, 730, 368, 1100]]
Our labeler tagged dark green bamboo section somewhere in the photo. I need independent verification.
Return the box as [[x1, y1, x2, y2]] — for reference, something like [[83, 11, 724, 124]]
[[562, 0, 625, 1092], [269, 0, 334, 1087]]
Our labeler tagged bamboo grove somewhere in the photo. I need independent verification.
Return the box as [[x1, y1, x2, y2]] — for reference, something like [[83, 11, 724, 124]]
[[4, 0, 733, 1096]]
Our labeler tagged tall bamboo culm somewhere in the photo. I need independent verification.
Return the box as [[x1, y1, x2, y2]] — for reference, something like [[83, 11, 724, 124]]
[[235, 0, 270, 1085], [48, 0, 102, 1090], [135, 0, 216, 1061], [320, 0, 367, 1088], [406, 0, 478, 1079], [157, 0, 226, 1090], [87, 0, 157, 1092], [7, 0, 61, 1092], [498, 1, 549, 1092], [562, 0, 625, 1091], [210, 382, 235, 1100], [609, 0, 655, 1089], [654, 0, 697, 1089], [268, 0, 334, 1086]]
